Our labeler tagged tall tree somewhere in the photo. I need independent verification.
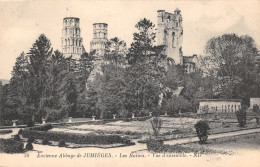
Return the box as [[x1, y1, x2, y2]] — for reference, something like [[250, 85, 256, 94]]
[[125, 18, 166, 116], [203, 34, 260, 104], [27, 34, 53, 123]]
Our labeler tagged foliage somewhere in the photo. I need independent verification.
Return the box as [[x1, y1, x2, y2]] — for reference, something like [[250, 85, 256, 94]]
[[0, 138, 24, 153], [28, 137, 35, 143], [194, 120, 210, 144], [42, 137, 50, 145], [18, 129, 23, 135], [25, 142, 33, 151], [235, 106, 247, 127], [29, 124, 52, 131], [252, 104, 260, 124], [13, 134, 20, 141], [165, 96, 193, 116], [203, 34, 260, 104], [22, 128, 132, 145], [1, 34, 92, 124], [58, 139, 66, 147], [146, 138, 164, 152], [0, 130, 12, 135], [150, 117, 163, 137]]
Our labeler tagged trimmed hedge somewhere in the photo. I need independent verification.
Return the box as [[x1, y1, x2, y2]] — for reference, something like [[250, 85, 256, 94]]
[[58, 139, 66, 147], [0, 138, 24, 153], [0, 130, 12, 135], [28, 124, 52, 131], [22, 128, 132, 145], [25, 142, 33, 151], [147, 139, 164, 152]]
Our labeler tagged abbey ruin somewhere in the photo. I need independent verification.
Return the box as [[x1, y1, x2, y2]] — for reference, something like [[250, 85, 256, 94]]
[[61, 8, 198, 75]]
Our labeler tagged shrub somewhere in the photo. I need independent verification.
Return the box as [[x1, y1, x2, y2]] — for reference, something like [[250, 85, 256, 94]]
[[147, 138, 164, 152], [13, 134, 20, 141], [28, 137, 35, 143], [150, 117, 163, 137], [58, 139, 66, 147], [25, 142, 33, 151], [27, 120, 34, 127], [194, 120, 209, 144], [18, 129, 23, 135], [29, 124, 52, 131], [253, 104, 260, 124], [22, 128, 131, 145], [42, 137, 50, 145], [0, 138, 24, 153], [235, 106, 247, 127], [0, 130, 12, 135]]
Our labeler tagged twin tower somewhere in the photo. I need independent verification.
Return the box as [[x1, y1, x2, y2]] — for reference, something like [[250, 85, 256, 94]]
[[61, 9, 196, 73], [61, 17, 107, 60]]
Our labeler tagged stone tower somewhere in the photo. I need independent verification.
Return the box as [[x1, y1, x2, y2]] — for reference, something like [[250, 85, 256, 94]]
[[61, 17, 84, 59], [90, 23, 108, 56], [88, 23, 108, 81], [157, 9, 183, 65]]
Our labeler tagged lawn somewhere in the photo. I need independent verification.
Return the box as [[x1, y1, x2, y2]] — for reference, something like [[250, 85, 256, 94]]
[[52, 117, 200, 136]]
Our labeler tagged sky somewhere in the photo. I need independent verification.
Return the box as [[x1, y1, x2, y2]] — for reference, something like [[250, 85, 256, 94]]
[[0, 0, 260, 80]]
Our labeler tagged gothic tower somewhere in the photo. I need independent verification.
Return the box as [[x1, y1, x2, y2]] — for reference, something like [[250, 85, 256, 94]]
[[157, 9, 183, 65], [61, 17, 84, 59]]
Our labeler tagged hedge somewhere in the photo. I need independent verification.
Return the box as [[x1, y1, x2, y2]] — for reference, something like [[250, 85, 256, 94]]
[[22, 128, 132, 145], [146, 139, 164, 152], [28, 124, 52, 131], [0, 138, 24, 153], [0, 130, 13, 135]]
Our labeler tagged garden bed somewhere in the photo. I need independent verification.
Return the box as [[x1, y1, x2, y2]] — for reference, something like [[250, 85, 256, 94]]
[[0, 130, 13, 135], [22, 127, 133, 146]]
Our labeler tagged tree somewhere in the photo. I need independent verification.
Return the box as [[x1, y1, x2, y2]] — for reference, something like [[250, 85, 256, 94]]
[[203, 34, 260, 104], [105, 37, 127, 68], [125, 18, 166, 116], [27, 34, 53, 123], [127, 18, 157, 64], [165, 96, 192, 116]]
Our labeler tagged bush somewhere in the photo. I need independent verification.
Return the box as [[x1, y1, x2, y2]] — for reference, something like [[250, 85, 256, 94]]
[[147, 138, 164, 152], [58, 139, 66, 147], [22, 128, 131, 145], [0, 138, 24, 153], [13, 134, 20, 141], [150, 117, 163, 137], [0, 130, 12, 135], [27, 120, 34, 127], [29, 124, 52, 131], [42, 137, 51, 145], [194, 120, 209, 144], [25, 142, 33, 151], [28, 137, 35, 143], [235, 106, 247, 127], [18, 129, 23, 135]]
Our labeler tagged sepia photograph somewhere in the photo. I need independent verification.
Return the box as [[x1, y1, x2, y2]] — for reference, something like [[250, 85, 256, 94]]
[[0, 0, 260, 166]]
